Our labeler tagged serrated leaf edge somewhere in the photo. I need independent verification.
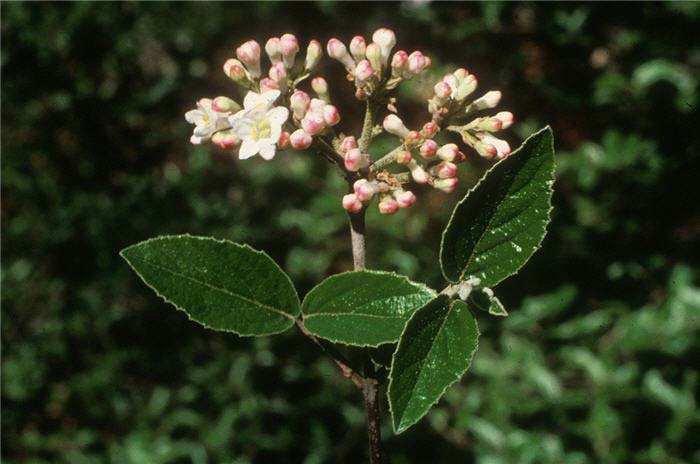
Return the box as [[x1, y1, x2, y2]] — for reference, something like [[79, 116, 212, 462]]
[[387, 297, 481, 433], [120, 234, 300, 337], [439, 126, 556, 286], [300, 269, 437, 348]]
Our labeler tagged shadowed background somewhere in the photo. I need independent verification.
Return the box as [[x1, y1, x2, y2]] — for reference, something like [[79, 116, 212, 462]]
[[2, 2, 700, 463]]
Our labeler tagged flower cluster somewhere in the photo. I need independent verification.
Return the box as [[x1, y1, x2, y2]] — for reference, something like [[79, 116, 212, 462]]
[[184, 28, 514, 215]]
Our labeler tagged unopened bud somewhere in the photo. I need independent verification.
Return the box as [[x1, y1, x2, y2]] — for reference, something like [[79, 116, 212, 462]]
[[265, 37, 282, 64], [472, 90, 502, 110], [327, 38, 355, 69], [211, 130, 241, 149], [353, 179, 378, 201], [372, 28, 396, 66], [478, 117, 503, 132], [212, 96, 240, 113], [290, 90, 310, 119], [350, 36, 367, 62], [236, 40, 261, 78], [354, 59, 374, 85], [278, 131, 291, 149], [481, 134, 511, 159], [455, 74, 477, 100], [442, 73, 459, 93], [395, 150, 412, 164], [422, 121, 438, 138], [344, 148, 369, 171], [434, 81, 452, 100], [378, 195, 399, 215], [341, 136, 357, 153], [420, 139, 439, 158], [342, 193, 364, 213], [474, 141, 498, 159], [309, 98, 326, 112], [223, 59, 247, 82], [391, 50, 408, 77], [408, 160, 430, 184], [279, 33, 299, 69], [290, 129, 313, 149], [453, 68, 468, 80], [305, 40, 323, 71], [407, 51, 428, 75], [433, 177, 459, 193], [259, 77, 279, 93], [322, 104, 340, 126], [494, 111, 514, 129], [394, 189, 416, 208], [268, 62, 288, 92], [301, 112, 325, 135], [405, 130, 421, 146], [431, 161, 458, 178], [436, 143, 460, 162], [383, 114, 410, 139], [365, 43, 382, 75], [311, 77, 329, 100]]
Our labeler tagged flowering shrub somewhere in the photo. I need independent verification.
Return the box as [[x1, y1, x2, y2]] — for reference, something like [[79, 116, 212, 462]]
[[124, 28, 555, 462]]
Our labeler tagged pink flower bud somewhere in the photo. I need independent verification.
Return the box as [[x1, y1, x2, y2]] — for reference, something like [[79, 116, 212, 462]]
[[455, 74, 477, 100], [365, 43, 382, 74], [268, 62, 288, 92], [301, 112, 325, 135], [309, 98, 326, 112], [290, 90, 310, 119], [433, 177, 459, 193], [432, 161, 458, 178], [395, 150, 412, 164], [327, 38, 355, 69], [394, 189, 416, 208], [481, 134, 511, 159], [236, 40, 261, 78], [372, 28, 396, 66], [259, 77, 279, 93], [305, 40, 322, 71], [422, 121, 438, 138], [322, 104, 340, 126], [212, 131, 241, 149], [212, 96, 240, 113], [442, 73, 458, 93], [353, 179, 378, 201], [344, 148, 369, 172], [290, 129, 313, 149], [391, 50, 408, 77], [478, 117, 503, 132], [341, 136, 357, 153], [350, 36, 366, 62], [406, 130, 421, 146], [342, 193, 364, 213], [408, 160, 430, 184], [407, 51, 428, 75], [354, 59, 374, 84], [278, 131, 291, 149], [265, 37, 282, 64], [279, 33, 299, 69], [378, 195, 399, 215], [436, 143, 460, 162], [453, 68, 468, 80], [420, 139, 439, 158], [494, 111, 514, 129], [383, 114, 410, 138], [434, 81, 452, 100], [474, 141, 498, 159], [472, 90, 502, 110], [223, 59, 247, 82], [311, 77, 329, 98]]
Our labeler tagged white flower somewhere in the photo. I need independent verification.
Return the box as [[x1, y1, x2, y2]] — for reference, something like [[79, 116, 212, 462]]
[[184, 98, 231, 145], [229, 90, 289, 160]]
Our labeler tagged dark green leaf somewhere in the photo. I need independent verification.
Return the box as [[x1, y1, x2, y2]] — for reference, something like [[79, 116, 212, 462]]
[[301, 270, 435, 346], [470, 290, 509, 317], [388, 295, 479, 433], [121, 235, 299, 336], [440, 127, 555, 286]]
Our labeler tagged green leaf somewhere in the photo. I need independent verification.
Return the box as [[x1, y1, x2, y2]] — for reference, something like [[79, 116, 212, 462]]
[[470, 290, 509, 317], [440, 127, 555, 286], [120, 235, 299, 336], [301, 270, 435, 347], [388, 295, 479, 433]]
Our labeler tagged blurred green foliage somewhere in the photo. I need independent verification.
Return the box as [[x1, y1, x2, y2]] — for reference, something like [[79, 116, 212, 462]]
[[2, 2, 699, 463]]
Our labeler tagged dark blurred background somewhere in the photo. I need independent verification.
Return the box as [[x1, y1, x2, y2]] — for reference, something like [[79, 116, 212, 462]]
[[2, 2, 700, 463]]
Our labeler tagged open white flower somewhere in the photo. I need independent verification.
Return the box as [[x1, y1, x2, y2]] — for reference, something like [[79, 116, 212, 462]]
[[184, 98, 231, 145], [229, 90, 289, 160]]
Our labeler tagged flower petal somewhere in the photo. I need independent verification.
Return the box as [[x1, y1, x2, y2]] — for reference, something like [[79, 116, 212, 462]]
[[185, 110, 204, 124], [258, 142, 277, 160], [266, 106, 289, 126], [238, 139, 260, 159]]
